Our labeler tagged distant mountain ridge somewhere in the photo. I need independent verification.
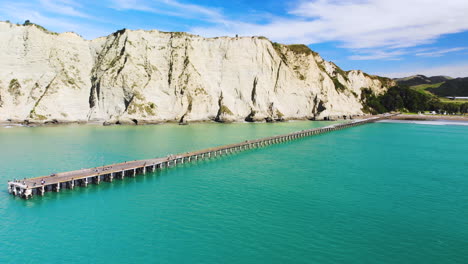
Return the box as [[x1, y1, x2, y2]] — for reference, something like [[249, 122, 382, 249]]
[[394, 75, 452, 87]]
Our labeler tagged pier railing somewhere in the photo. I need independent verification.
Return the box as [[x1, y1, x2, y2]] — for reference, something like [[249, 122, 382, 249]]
[[7, 114, 394, 199]]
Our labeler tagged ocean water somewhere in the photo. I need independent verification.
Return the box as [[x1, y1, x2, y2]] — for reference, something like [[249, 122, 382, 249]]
[[0, 121, 467, 263]]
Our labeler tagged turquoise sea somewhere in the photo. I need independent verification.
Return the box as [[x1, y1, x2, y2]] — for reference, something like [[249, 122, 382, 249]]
[[0, 120, 467, 263]]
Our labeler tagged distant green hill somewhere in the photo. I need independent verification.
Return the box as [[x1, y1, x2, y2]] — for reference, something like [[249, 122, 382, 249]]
[[395, 74, 468, 101], [427, 77, 468, 96], [394, 75, 452, 87]]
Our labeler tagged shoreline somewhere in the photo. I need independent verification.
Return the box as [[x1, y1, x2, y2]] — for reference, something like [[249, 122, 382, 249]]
[[389, 114, 468, 122], [11, 113, 468, 128], [0, 116, 365, 128]]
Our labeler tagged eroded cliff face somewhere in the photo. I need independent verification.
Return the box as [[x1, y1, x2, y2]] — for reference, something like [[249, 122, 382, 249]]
[[0, 22, 395, 124]]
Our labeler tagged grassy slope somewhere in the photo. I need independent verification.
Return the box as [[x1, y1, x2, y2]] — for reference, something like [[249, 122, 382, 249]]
[[439, 98, 468, 104], [410, 82, 468, 104], [410, 82, 444, 95]]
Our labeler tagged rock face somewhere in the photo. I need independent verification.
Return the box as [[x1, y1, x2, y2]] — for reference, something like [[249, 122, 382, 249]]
[[0, 22, 395, 124]]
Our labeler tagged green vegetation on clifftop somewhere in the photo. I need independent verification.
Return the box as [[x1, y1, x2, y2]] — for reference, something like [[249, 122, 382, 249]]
[[23, 20, 58, 35]]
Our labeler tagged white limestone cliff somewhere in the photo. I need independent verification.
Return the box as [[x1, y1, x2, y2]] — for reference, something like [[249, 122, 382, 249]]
[[0, 22, 395, 124]]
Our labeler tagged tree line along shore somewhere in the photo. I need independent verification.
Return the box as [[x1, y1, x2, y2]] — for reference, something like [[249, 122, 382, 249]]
[[361, 85, 468, 116]]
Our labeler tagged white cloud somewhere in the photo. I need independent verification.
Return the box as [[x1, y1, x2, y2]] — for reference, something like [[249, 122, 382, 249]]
[[112, 0, 158, 12], [38, 0, 89, 18], [415, 47, 468, 57], [348, 50, 407, 60], [108, 0, 468, 61], [190, 0, 468, 52], [2, 0, 468, 62], [349, 47, 468, 60], [163, 0, 223, 20], [0, 2, 110, 39], [110, 0, 224, 22], [377, 63, 468, 78]]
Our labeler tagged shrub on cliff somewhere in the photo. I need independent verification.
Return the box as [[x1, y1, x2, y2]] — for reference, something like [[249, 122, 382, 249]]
[[362, 85, 468, 114]]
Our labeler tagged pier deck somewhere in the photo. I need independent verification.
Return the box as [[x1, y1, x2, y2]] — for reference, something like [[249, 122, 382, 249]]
[[7, 114, 394, 199]]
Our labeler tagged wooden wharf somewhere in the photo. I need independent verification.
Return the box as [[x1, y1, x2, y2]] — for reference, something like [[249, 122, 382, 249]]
[[7, 114, 393, 199]]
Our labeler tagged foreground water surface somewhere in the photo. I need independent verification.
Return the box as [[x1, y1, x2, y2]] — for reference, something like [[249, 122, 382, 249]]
[[0, 121, 467, 263]]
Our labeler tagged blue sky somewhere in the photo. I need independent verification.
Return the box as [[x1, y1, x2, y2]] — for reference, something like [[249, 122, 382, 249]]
[[1, 0, 468, 78]]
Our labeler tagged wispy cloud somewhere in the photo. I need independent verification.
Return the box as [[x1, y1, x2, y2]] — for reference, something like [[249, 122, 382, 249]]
[[2, 0, 468, 63], [348, 47, 468, 60], [38, 0, 90, 18], [191, 0, 468, 54], [348, 50, 407, 61], [0, 1, 110, 39], [377, 63, 468, 78], [110, 0, 224, 22], [2, 2, 79, 29], [163, 0, 223, 20], [415, 47, 468, 57]]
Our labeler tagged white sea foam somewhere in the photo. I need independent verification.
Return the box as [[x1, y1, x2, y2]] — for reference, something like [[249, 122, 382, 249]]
[[378, 119, 468, 126]]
